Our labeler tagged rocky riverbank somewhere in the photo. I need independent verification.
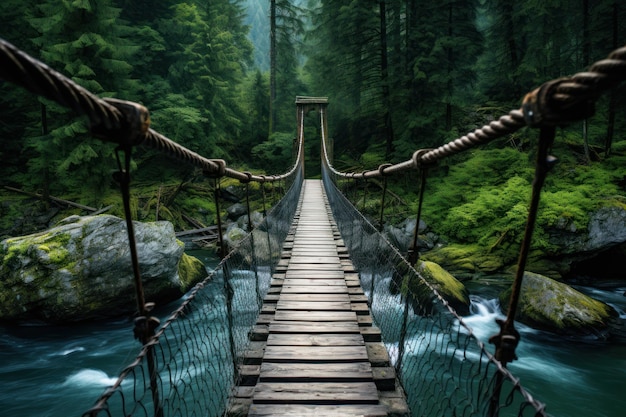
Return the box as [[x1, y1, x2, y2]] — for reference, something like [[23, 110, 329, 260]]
[[0, 215, 207, 324]]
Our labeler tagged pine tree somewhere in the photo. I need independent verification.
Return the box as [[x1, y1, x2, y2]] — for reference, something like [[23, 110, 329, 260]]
[[21, 0, 143, 200], [274, 0, 307, 132], [0, 0, 41, 184], [160, 1, 252, 157], [394, 0, 481, 155], [305, 0, 381, 159]]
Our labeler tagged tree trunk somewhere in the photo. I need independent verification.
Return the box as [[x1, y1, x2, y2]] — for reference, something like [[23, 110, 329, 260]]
[[269, 0, 277, 134], [605, 2, 618, 157], [380, 1, 395, 157], [445, 2, 453, 132], [580, 0, 591, 166], [40, 103, 50, 206]]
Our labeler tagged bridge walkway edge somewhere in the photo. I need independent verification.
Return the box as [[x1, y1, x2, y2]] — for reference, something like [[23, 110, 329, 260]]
[[227, 179, 409, 416]]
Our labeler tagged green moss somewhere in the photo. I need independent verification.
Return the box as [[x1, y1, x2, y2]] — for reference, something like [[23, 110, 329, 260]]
[[500, 271, 617, 335], [421, 243, 506, 274], [2, 231, 73, 270], [402, 260, 470, 315], [417, 261, 469, 305], [409, 144, 625, 272], [178, 253, 208, 292]]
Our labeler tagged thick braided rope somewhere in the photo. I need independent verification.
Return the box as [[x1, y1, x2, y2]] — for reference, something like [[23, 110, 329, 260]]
[[0, 38, 122, 129], [0, 37, 300, 183], [325, 45, 626, 177]]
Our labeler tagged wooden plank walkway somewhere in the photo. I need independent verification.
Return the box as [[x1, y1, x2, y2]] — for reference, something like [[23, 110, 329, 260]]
[[228, 180, 409, 416]]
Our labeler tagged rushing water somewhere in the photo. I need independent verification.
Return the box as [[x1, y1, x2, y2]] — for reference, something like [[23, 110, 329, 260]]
[[463, 288, 626, 417], [1, 257, 625, 417]]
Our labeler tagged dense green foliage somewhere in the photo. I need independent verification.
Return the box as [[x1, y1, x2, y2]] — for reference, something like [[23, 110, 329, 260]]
[[0, 0, 624, 262]]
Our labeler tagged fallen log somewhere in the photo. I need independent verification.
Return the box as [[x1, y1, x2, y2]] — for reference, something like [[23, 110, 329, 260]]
[[4, 186, 98, 212]]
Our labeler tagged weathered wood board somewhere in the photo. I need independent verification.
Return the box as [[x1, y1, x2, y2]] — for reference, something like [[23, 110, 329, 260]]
[[225, 180, 406, 417]]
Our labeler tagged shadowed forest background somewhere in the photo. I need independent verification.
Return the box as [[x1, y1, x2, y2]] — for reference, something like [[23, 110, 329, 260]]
[[0, 0, 625, 279]]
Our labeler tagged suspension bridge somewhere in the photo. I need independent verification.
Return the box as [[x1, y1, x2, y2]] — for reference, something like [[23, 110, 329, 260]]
[[1, 37, 625, 417]]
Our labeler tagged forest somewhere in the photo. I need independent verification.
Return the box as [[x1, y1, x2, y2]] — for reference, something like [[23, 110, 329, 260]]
[[0, 0, 625, 277]]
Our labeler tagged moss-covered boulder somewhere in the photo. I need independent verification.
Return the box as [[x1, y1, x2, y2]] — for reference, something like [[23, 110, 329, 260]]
[[405, 260, 471, 315], [421, 244, 508, 278], [0, 215, 207, 324], [499, 271, 619, 338], [178, 252, 208, 292]]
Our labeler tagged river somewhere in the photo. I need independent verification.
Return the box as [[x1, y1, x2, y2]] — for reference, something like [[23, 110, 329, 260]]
[[0, 255, 624, 416]]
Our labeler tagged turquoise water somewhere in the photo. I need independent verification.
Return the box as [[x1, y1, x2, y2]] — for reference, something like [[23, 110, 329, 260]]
[[0, 263, 624, 416], [462, 289, 626, 417]]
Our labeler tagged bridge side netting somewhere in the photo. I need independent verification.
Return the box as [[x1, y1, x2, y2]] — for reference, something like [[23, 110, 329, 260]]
[[83, 169, 303, 417], [322, 166, 548, 417]]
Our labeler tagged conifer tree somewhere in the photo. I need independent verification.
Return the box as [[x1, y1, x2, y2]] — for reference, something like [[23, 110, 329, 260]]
[[273, 0, 306, 132], [22, 0, 142, 200], [160, 1, 252, 157]]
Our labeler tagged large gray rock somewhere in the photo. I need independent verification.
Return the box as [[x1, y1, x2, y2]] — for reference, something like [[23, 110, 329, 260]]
[[384, 217, 433, 253], [549, 206, 626, 254], [499, 271, 619, 338], [0, 215, 207, 324], [411, 260, 470, 315], [226, 203, 247, 221]]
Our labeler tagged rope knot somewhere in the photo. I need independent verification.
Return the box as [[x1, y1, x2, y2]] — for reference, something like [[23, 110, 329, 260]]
[[203, 159, 226, 178], [411, 149, 435, 168], [378, 163, 392, 176], [522, 78, 595, 127], [91, 98, 150, 146], [489, 319, 520, 365], [240, 171, 253, 184], [133, 314, 161, 343]]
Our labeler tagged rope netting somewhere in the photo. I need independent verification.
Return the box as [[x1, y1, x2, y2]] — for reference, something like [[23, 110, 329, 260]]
[[0, 36, 307, 416], [322, 166, 547, 417], [82, 168, 303, 417], [318, 42, 626, 417]]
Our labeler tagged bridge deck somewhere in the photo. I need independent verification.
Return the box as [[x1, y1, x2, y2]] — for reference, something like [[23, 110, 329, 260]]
[[228, 180, 408, 416]]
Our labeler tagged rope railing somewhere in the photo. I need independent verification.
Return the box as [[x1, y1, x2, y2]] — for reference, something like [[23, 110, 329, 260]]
[[320, 43, 626, 417], [0, 37, 301, 183], [322, 167, 547, 416], [0, 35, 306, 417], [322, 45, 626, 178]]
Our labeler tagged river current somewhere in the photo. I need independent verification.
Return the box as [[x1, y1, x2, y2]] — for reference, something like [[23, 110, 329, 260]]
[[0, 254, 624, 416]]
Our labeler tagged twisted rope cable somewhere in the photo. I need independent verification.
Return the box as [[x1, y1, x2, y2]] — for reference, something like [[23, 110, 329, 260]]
[[0, 37, 300, 183], [0, 37, 122, 129], [324, 45, 626, 178]]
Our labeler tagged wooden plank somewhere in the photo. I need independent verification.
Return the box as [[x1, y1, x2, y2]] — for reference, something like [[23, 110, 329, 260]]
[[289, 253, 343, 264], [252, 382, 379, 404], [360, 327, 382, 342], [269, 321, 360, 334], [289, 246, 337, 256], [274, 310, 357, 322], [276, 301, 352, 311], [276, 293, 351, 302], [263, 345, 369, 362], [259, 362, 372, 382], [284, 271, 345, 279], [281, 278, 346, 287], [248, 404, 388, 416], [292, 240, 339, 246], [287, 263, 342, 270], [365, 343, 391, 366], [280, 285, 348, 294], [267, 333, 365, 346], [352, 304, 371, 315]]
